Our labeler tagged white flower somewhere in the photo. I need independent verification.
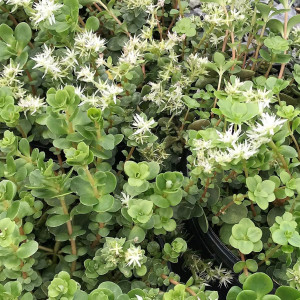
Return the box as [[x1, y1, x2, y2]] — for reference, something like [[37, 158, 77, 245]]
[[125, 245, 144, 267], [101, 83, 123, 104], [118, 192, 132, 207], [109, 241, 123, 256], [31, 0, 63, 25], [61, 48, 78, 69], [210, 149, 235, 165], [230, 141, 258, 160], [18, 95, 45, 115], [224, 77, 244, 95], [193, 139, 213, 151], [119, 50, 143, 65], [95, 56, 105, 68], [143, 82, 164, 106], [79, 93, 101, 107], [5, 0, 31, 11], [32, 45, 63, 79], [247, 113, 286, 140], [217, 124, 241, 145], [74, 31, 106, 57], [74, 86, 85, 98], [123, 0, 153, 9], [132, 114, 156, 136], [0, 61, 23, 85], [77, 66, 95, 83], [196, 157, 214, 174]]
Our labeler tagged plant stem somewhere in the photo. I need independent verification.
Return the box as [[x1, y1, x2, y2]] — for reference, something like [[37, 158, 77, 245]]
[[65, 111, 75, 134], [83, 166, 100, 198], [222, 30, 229, 52], [184, 179, 194, 193], [179, 108, 190, 133], [95, 1, 130, 37], [264, 62, 273, 78], [251, 24, 266, 71], [230, 30, 236, 70], [117, 146, 136, 176], [16, 125, 27, 138], [155, 15, 163, 41], [38, 245, 54, 253], [242, 34, 253, 69], [25, 69, 37, 95], [78, 16, 86, 27], [212, 72, 223, 112], [287, 122, 300, 160], [268, 140, 291, 174], [278, 11, 289, 79], [91, 223, 105, 248], [59, 196, 77, 273], [161, 274, 197, 296], [215, 201, 234, 217], [258, 244, 281, 266], [240, 253, 249, 276], [193, 24, 215, 54]]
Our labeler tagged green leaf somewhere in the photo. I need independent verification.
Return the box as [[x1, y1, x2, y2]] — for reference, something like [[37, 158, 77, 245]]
[[0, 24, 15, 44], [150, 194, 170, 208], [46, 215, 70, 227], [279, 171, 290, 184], [16, 240, 38, 258], [227, 286, 243, 300], [74, 290, 88, 300], [246, 177, 258, 192], [260, 49, 272, 62], [267, 19, 284, 36], [198, 213, 208, 233], [275, 286, 300, 300], [220, 202, 248, 224], [94, 194, 114, 212], [86, 16, 100, 31], [15, 23, 32, 49], [182, 96, 200, 108], [19, 138, 30, 157], [243, 272, 273, 297], [99, 134, 115, 150], [233, 261, 246, 273], [214, 52, 225, 67], [237, 290, 257, 300], [7, 201, 20, 219], [279, 145, 298, 158], [257, 3, 272, 21], [287, 15, 300, 35], [128, 225, 146, 243], [274, 54, 291, 64], [246, 259, 258, 272]]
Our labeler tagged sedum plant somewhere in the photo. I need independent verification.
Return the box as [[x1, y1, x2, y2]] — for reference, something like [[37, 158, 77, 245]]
[[0, 0, 300, 297]]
